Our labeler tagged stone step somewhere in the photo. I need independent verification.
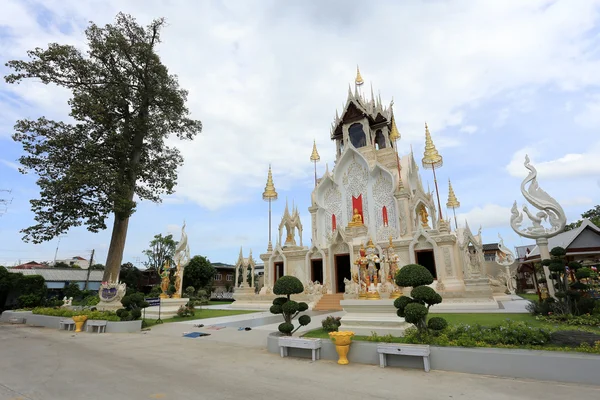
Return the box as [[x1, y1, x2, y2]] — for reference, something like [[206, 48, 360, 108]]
[[313, 293, 345, 311]]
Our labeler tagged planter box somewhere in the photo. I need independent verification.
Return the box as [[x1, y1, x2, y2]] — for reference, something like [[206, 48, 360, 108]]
[[0, 311, 141, 333], [267, 333, 600, 386]]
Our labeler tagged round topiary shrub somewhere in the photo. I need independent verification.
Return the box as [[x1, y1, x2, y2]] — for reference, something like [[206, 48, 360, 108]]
[[273, 276, 304, 297], [395, 264, 434, 288], [278, 322, 294, 334], [403, 303, 428, 327], [410, 286, 442, 307], [427, 316, 448, 331], [269, 276, 310, 336], [394, 295, 412, 311]]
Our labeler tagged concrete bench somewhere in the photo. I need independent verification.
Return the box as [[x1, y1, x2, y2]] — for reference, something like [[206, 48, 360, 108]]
[[86, 320, 107, 333], [278, 337, 322, 361], [377, 343, 431, 372], [59, 318, 76, 331], [8, 317, 25, 324]]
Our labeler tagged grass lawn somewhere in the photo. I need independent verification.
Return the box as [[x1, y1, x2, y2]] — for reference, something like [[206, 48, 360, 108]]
[[303, 312, 600, 341], [207, 300, 234, 306], [518, 293, 539, 302], [143, 309, 258, 328]]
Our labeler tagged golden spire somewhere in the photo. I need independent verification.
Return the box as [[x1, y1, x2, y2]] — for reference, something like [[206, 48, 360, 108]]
[[422, 122, 443, 170], [389, 113, 400, 141], [355, 65, 364, 86], [262, 164, 278, 201], [446, 179, 460, 209], [310, 140, 320, 162]]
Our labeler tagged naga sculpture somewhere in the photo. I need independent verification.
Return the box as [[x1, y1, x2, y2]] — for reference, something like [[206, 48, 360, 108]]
[[510, 155, 566, 239], [496, 234, 516, 266]]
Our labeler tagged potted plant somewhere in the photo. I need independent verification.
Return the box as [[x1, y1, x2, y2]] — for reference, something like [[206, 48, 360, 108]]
[[72, 313, 88, 332], [328, 331, 355, 364]]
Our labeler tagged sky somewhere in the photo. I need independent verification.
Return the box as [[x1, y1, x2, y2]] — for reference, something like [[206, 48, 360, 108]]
[[0, 0, 599, 268]]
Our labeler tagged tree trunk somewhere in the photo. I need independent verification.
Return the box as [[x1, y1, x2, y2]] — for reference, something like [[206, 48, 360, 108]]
[[102, 215, 131, 283]]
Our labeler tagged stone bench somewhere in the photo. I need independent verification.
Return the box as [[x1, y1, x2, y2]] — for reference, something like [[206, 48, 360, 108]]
[[377, 343, 431, 372], [8, 317, 25, 324], [278, 337, 322, 361], [86, 320, 108, 333], [59, 318, 76, 331]]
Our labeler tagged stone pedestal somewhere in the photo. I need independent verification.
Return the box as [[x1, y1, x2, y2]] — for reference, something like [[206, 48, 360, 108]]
[[144, 298, 188, 319], [340, 299, 410, 336], [96, 301, 123, 312]]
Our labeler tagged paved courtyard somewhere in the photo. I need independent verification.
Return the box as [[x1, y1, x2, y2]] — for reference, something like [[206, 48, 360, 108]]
[[1, 324, 598, 400]]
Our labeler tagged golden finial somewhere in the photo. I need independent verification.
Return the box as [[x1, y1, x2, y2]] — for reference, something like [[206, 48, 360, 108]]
[[389, 113, 400, 141], [422, 122, 443, 169], [355, 65, 364, 86], [446, 179, 460, 209], [367, 238, 375, 248], [310, 140, 320, 162], [262, 164, 278, 201]]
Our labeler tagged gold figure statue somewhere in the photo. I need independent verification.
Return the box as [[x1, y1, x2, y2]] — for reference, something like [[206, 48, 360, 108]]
[[159, 262, 171, 298], [419, 205, 429, 228], [348, 208, 363, 227]]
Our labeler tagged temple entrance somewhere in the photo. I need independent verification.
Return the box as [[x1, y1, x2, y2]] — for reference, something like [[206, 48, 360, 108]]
[[416, 250, 437, 279], [334, 254, 351, 293], [311, 259, 324, 283], [273, 262, 284, 284]]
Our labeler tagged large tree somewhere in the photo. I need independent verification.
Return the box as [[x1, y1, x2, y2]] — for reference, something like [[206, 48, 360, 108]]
[[183, 256, 215, 291], [5, 13, 202, 282], [143, 233, 177, 271]]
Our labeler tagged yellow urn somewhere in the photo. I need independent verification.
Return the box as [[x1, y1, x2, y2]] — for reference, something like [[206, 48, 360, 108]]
[[329, 331, 355, 365], [72, 315, 88, 333]]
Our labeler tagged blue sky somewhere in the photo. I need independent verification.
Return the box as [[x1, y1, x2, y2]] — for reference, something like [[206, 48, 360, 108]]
[[1, 0, 599, 267]]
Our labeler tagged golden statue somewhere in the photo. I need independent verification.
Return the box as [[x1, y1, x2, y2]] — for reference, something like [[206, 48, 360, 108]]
[[159, 261, 171, 298], [348, 208, 363, 227], [419, 205, 429, 228]]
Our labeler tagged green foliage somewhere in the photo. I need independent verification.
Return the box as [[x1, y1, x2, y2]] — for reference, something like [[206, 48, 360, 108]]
[[54, 261, 72, 268], [321, 315, 342, 332], [564, 205, 600, 231], [393, 264, 442, 333], [185, 286, 195, 298], [365, 332, 396, 343], [403, 303, 428, 327], [64, 282, 82, 299], [167, 285, 176, 297], [410, 286, 442, 307], [119, 262, 143, 292], [143, 233, 178, 271], [576, 268, 591, 280], [148, 285, 162, 298], [538, 313, 600, 327], [32, 307, 120, 321], [427, 317, 448, 331], [395, 264, 434, 288], [117, 292, 149, 321], [176, 303, 195, 317], [18, 294, 44, 308], [4, 13, 202, 283], [278, 322, 294, 334], [12, 274, 47, 308], [269, 286, 310, 336], [273, 276, 304, 297], [183, 256, 215, 290]]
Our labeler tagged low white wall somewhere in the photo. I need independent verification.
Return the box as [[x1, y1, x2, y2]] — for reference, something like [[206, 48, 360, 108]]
[[267, 333, 599, 386], [0, 311, 141, 333]]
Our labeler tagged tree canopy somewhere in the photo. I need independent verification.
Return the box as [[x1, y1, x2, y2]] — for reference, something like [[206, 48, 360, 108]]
[[183, 256, 215, 290], [143, 233, 177, 270], [4, 13, 202, 282], [564, 205, 600, 231]]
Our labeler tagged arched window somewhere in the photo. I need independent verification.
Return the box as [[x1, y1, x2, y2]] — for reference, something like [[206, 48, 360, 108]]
[[348, 123, 366, 148], [375, 129, 386, 150]]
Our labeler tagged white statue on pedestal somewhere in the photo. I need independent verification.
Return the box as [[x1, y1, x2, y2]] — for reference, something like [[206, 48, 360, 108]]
[[510, 155, 566, 298], [173, 222, 191, 298]]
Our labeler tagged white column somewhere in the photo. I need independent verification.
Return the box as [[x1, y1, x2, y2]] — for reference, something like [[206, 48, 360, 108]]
[[537, 238, 556, 298]]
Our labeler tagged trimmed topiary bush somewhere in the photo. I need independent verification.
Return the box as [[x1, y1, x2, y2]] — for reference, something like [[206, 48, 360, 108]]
[[321, 315, 342, 332], [393, 264, 445, 333], [270, 276, 311, 335], [427, 316, 448, 331]]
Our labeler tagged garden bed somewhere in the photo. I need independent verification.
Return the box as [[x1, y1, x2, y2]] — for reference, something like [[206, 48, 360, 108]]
[[0, 310, 141, 333]]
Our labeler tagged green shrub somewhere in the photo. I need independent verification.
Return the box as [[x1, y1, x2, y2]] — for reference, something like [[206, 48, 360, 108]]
[[17, 294, 43, 308], [117, 292, 149, 321], [538, 313, 600, 326], [427, 317, 448, 331], [176, 304, 195, 317], [395, 264, 434, 288], [269, 276, 310, 335], [32, 307, 120, 321], [321, 315, 342, 332], [393, 264, 442, 333]]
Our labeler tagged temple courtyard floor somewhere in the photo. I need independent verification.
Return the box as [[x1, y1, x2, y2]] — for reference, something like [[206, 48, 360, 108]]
[[1, 321, 599, 400]]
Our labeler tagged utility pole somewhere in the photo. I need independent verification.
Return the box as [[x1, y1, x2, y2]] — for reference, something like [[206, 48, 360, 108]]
[[85, 249, 95, 290]]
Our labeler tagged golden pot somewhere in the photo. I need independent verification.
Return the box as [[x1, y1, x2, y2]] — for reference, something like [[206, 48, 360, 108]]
[[329, 331, 355, 364], [72, 315, 88, 333]]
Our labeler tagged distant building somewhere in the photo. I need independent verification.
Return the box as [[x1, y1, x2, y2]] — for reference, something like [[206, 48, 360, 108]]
[[12, 261, 48, 269], [54, 256, 89, 269], [212, 262, 236, 292], [482, 243, 501, 262], [7, 267, 104, 291]]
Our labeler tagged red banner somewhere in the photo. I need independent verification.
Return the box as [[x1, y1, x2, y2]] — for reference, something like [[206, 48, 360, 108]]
[[332, 214, 337, 232], [382, 206, 388, 227], [352, 195, 363, 222]]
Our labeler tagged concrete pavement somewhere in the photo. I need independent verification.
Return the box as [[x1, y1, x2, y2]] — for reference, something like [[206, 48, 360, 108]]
[[1, 324, 598, 400]]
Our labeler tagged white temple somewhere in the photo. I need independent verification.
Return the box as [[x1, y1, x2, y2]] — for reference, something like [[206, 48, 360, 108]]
[[233, 69, 498, 316]]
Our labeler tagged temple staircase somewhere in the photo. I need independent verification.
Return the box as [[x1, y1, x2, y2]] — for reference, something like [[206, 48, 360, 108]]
[[313, 293, 344, 311]]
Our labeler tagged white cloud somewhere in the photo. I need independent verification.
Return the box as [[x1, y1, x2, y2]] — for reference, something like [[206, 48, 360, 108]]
[[560, 196, 594, 207], [2, 0, 600, 213], [0, 159, 19, 171], [506, 143, 600, 179], [456, 204, 513, 230]]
